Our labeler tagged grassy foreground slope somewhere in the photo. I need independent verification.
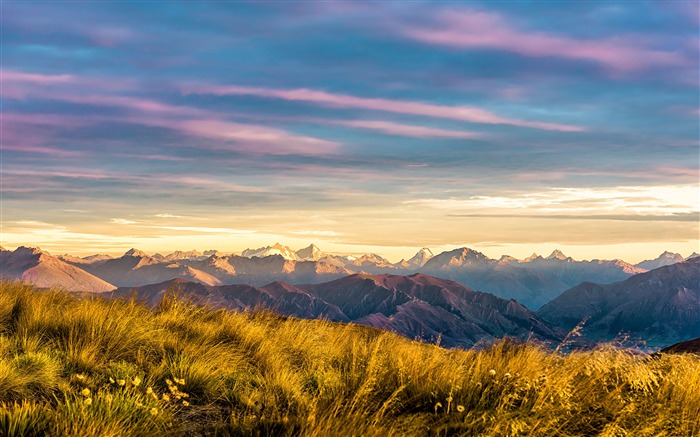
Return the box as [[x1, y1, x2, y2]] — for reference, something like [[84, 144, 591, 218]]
[[0, 281, 698, 436]]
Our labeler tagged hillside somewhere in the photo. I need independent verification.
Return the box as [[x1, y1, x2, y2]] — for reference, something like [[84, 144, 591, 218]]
[[111, 273, 563, 348], [0, 247, 115, 292], [538, 258, 700, 345], [0, 281, 698, 436]]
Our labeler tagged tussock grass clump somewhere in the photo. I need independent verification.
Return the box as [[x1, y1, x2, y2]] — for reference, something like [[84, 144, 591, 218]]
[[0, 280, 698, 436]]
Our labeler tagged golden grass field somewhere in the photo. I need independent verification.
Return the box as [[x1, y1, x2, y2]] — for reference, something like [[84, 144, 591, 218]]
[[0, 280, 698, 436]]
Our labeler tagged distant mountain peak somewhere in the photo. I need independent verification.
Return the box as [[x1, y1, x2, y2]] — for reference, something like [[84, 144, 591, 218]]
[[296, 244, 323, 261], [660, 250, 682, 258], [498, 255, 518, 263], [636, 251, 684, 270], [546, 250, 569, 260], [124, 248, 148, 257], [14, 246, 45, 256], [523, 253, 541, 262], [688, 252, 700, 260]]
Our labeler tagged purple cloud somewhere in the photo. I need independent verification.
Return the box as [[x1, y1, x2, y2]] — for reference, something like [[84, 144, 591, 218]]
[[401, 9, 691, 73]]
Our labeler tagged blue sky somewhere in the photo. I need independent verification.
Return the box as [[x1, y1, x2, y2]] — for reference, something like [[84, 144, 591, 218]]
[[2, 1, 698, 261]]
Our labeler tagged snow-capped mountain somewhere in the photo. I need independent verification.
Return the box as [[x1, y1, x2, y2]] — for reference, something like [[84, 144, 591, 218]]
[[636, 251, 685, 270], [242, 243, 298, 260], [396, 247, 434, 268]]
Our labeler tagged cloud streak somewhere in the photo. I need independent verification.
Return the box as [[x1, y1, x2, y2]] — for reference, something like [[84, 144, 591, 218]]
[[184, 84, 585, 132]]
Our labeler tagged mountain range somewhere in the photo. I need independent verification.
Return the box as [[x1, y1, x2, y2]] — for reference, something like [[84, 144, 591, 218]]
[[110, 273, 564, 348], [3, 244, 697, 309], [1, 244, 698, 348]]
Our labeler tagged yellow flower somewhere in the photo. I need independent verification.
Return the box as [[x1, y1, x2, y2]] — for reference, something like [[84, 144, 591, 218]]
[[162, 394, 170, 402], [75, 374, 85, 381], [150, 407, 158, 416], [146, 387, 153, 395], [117, 379, 126, 387], [165, 379, 173, 386], [182, 401, 189, 407], [133, 377, 142, 387], [488, 369, 496, 376], [109, 377, 115, 384], [504, 373, 512, 378], [83, 398, 92, 406], [81, 388, 91, 397], [457, 405, 465, 413]]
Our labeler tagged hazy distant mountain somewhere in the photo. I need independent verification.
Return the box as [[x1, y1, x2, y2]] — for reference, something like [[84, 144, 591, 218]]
[[242, 243, 298, 260], [180, 254, 352, 285], [159, 250, 208, 262], [295, 244, 323, 261], [111, 273, 563, 348], [420, 248, 568, 309], [74, 249, 222, 287], [538, 258, 700, 345], [1, 247, 115, 292], [688, 252, 700, 260], [58, 253, 113, 265], [635, 251, 685, 270]]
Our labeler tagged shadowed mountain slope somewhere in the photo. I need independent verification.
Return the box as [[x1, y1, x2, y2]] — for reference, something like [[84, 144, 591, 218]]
[[538, 258, 700, 345], [112, 273, 563, 348]]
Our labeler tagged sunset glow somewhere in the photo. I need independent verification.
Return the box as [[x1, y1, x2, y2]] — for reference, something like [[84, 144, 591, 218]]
[[2, 2, 698, 262]]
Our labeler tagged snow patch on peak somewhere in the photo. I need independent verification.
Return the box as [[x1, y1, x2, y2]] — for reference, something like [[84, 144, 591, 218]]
[[242, 243, 298, 260], [406, 247, 434, 267]]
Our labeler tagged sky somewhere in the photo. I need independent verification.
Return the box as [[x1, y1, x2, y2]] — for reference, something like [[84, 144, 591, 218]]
[[1, 1, 699, 263]]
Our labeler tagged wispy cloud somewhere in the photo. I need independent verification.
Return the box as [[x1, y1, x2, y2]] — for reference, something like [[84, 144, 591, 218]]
[[3, 71, 340, 156], [184, 84, 585, 132], [400, 9, 692, 73], [406, 184, 700, 216], [110, 218, 138, 225]]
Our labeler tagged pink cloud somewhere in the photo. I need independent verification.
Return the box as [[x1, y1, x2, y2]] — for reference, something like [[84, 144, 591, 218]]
[[179, 120, 339, 155], [185, 85, 585, 132], [402, 9, 690, 73], [2, 70, 75, 84], [0, 144, 82, 157], [2, 72, 338, 156]]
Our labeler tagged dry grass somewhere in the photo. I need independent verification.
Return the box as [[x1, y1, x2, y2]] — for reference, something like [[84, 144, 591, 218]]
[[0, 280, 698, 436]]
